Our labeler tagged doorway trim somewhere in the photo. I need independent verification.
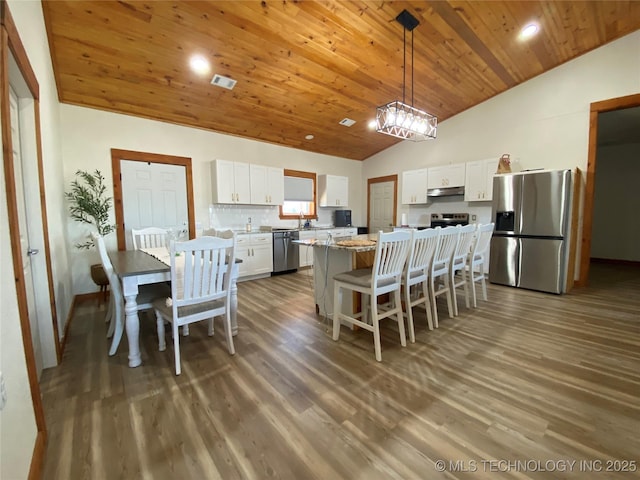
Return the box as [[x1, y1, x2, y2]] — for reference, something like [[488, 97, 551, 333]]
[[1, 2, 58, 477], [578, 92, 640, 286], [367, 174, 398, 230], [111, 148, 195, 250]]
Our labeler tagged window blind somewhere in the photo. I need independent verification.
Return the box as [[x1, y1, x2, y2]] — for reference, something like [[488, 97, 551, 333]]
[[284, 176, 313, 201]]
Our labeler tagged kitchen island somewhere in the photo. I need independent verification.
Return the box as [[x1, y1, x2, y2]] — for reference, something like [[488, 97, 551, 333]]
[[295, 234, 378, 318]]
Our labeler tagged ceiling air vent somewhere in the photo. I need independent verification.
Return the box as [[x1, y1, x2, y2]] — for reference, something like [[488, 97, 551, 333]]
[[339, 118, 356, 127], [211, 74, 237, 90]]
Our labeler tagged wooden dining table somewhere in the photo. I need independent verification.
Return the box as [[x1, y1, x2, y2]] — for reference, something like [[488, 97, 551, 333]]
[[108, 249, 240, 368]]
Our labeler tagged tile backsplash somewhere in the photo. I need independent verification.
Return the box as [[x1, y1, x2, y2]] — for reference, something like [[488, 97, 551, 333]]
[[208, 204, 336, 230], [403, 197, 493, 226], [209, 199, 493, 232]]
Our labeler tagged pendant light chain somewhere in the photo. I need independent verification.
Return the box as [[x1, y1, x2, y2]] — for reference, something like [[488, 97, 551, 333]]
[[402, 26, 406, 105], [411, 28, 414, 108]]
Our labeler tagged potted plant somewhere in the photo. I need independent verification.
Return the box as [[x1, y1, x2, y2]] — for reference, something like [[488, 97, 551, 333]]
[[65, 169, 116, 295]]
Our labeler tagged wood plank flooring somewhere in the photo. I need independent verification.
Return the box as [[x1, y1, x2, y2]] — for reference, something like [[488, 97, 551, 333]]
[[40, 264, 640, 479]]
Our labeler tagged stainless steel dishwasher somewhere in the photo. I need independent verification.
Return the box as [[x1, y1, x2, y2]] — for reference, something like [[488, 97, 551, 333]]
[[272, 229, 299, 274]]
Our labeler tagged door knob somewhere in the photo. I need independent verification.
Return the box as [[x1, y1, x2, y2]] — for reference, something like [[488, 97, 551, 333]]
[[27, 248, 39, 256]]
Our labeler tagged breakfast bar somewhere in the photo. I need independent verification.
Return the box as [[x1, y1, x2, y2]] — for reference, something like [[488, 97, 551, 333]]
[[296, 234, 379, 318]]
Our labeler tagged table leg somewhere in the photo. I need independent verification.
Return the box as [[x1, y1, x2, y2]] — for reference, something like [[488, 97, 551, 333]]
[[230, 263, 239, 335], [122, 285, 142, 367]]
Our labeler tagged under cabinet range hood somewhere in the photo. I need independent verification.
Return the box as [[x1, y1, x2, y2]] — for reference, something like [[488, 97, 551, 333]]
[[427, 186, 465, 197]]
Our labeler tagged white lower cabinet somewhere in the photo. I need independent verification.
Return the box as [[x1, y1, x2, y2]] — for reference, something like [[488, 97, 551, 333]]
[[236, 233, 273, 278], [329, 227, 357, 238]]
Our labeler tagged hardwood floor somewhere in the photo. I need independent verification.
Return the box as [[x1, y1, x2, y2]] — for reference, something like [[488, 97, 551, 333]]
[[40, 264, 640, 479]]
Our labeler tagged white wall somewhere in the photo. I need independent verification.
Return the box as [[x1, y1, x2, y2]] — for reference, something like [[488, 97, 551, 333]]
[[591, 142, 640, 261], [59, 105, 363, 294], [363, 30, 640, 268]]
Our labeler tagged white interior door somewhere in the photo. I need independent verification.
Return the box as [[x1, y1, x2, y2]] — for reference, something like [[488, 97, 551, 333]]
[[9, 88, 43, 377], [369, 181, 395, 233], [120, 160, 188, 250]]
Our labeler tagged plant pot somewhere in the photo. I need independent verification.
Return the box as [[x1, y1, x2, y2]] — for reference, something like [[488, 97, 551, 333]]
[[90, 263, 108, 286], [90, 263, 109, 306]]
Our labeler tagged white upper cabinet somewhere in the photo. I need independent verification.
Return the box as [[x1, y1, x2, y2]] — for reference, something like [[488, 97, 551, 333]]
[[427, 164, 466, 189], [465, 158, 497, 202], [212, 160, 283, 205], [401, 168, 429, 204], [267, 167, 285, 205], [318, 174, 349, 207], [250, 164, 284, 205], [211, 159, 251, 204]]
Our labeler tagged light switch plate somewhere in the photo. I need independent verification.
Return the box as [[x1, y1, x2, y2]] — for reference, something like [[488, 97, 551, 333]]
[[471, 214, 477, 221]]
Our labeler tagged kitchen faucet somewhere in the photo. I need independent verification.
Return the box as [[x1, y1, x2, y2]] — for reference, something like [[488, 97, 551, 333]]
[[298, 211, 304, 229]]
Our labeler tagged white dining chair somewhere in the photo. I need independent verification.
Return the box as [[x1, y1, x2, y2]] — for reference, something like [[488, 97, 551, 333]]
[[429, 226, 460, 328], [467, 223, 495, 307], [449, 224, 478, 316], [131, 226, 169, 250], [332, 230, 411, 362], [402, 228, 439, 342], [92, 232, 170, 355], [153, 236, 236, 375], [181, 228, 235, 337]]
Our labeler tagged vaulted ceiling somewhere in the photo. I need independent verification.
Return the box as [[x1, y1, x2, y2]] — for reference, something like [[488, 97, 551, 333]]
[[42, 1, 640, 160]]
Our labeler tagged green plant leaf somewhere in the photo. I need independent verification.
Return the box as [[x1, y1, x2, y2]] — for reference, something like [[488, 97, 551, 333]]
[[66, 169, 116, 249]]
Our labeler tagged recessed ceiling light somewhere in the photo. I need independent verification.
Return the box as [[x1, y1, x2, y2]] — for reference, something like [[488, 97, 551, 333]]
[[520, 23, 539, 40], [189, 54, 210, 75], [305, 134, 314, 140]]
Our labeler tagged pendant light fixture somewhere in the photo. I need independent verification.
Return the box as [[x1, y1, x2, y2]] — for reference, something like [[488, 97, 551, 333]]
[[376, 9, 437, 141]]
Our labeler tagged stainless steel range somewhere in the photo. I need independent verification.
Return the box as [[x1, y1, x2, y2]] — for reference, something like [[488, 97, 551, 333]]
[[430, 213, 469, 228]]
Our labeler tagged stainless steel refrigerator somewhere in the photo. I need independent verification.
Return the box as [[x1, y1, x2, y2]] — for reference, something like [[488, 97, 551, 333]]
[[489, 169, 572, 294]]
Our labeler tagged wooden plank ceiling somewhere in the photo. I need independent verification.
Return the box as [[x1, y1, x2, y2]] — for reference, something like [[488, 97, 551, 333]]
[[42, 1, 640, 161]]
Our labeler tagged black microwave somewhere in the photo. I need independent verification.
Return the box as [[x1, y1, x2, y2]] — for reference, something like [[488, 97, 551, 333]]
[[334, 210, 352, 227]]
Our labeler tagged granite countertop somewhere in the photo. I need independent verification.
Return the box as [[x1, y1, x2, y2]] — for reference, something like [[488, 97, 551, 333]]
[[295, 233, 378, 252]]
